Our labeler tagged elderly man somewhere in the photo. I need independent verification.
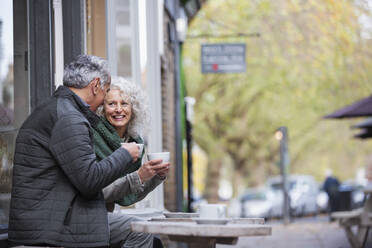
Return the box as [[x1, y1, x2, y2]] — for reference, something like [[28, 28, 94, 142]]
[[8, 55, 154, 247]]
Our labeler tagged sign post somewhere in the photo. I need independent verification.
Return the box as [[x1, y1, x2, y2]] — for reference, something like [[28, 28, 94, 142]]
[[276, 126, 291, 225], [201, 43, 246, 74]]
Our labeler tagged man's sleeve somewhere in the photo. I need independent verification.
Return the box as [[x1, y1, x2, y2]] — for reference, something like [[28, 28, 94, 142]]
[[50, 114, 133, 199]]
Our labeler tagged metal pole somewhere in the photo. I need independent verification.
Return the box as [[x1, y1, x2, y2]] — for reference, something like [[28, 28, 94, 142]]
[[184, 96, 195, 212], [279, 126, 290, 224], [174, 2, 184, 212], [185, 115, 193, 212]]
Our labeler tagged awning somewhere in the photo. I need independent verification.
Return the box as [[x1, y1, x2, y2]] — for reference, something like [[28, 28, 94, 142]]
[[324, 94, 372, 119]]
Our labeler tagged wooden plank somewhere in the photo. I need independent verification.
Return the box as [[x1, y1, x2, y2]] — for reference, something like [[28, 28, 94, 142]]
[[331, 209, 363, 219], [340, 217, 360, 226], [344, 226, 361, 248]]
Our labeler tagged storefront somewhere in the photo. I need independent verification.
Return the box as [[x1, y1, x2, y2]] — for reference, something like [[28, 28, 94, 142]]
[[0, 0, 185, 226]]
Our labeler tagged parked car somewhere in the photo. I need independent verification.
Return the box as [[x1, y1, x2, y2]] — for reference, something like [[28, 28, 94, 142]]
[[266, 175, 319, 217], [316, 189, 329, 213], [240, 188, 283, 219]]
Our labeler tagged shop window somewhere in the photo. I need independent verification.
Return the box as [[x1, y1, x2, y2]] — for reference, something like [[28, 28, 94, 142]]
[[0, 0, 29, 225], [86, 0, 107, 58], [0, 0, 14, 224], [115, 0, 132, 78]]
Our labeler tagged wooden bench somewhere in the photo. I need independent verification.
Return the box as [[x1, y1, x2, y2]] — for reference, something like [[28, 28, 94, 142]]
[[331, 208, 363, 222], [331, 186, 372, 248], [0, 235, 63, 248], [331, 208, 368, 248], [12, 247, 63, 248]]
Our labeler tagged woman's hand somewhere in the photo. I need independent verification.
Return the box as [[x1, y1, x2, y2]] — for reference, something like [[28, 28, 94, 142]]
[[137, 159, 170, 183], [155, 163, 170, 178]]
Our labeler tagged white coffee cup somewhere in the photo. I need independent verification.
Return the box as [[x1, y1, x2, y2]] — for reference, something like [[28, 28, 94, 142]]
[[137, 144, 144, 155], [121, 143, 144, 156], [198, 204, 226, 219], [147, 152, 170, 163]]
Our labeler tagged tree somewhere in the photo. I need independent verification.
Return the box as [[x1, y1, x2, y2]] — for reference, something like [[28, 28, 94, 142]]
[[183, 0, 372, 201]]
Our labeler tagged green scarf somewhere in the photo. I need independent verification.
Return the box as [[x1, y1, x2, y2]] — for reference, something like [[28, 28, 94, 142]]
[[90, 116, 145, 206]]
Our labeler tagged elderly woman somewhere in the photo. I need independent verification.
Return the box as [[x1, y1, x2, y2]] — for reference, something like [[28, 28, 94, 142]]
[[88, 77, 168, 248], [90, 76, 169, 208]]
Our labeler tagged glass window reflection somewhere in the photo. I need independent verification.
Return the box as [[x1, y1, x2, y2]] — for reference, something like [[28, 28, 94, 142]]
[[116, 0, 132, 78], [0, 0, 14, 225]]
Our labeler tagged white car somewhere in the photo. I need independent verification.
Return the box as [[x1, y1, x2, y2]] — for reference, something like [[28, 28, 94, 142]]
[[266, 175, 319, 216], [317, 190, 329, 213], [240, 188, 283, 219]]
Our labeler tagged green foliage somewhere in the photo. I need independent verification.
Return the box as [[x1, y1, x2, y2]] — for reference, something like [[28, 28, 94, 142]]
[[183, 0, 372, 197]]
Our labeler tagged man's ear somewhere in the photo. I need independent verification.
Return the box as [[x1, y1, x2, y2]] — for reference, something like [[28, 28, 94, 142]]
[[91, 78, 100, 96]]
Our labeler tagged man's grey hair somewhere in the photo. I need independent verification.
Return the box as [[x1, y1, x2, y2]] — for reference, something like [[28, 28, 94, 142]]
[[97, 76, 150, 138], [63, 55, 110, 89]]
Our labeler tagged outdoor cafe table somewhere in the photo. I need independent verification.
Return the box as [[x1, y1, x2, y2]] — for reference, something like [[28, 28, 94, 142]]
[[131, 218, 272, 248]]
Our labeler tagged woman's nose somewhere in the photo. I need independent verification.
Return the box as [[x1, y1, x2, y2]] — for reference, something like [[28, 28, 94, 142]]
[[115, 104, 123, 111]]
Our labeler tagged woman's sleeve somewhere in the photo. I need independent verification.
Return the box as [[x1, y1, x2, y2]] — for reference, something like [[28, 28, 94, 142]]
[[103, 171, 143, 203], [132, 175, 165, 204], [103, 171, 165, 206]]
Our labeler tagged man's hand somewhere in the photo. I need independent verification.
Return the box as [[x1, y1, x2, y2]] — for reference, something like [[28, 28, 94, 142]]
[[137, 159, 170, 183], [121, 142, 139, 162]]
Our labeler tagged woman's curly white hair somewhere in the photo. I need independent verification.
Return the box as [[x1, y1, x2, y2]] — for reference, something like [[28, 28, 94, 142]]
[[97, 76, 150, 138]]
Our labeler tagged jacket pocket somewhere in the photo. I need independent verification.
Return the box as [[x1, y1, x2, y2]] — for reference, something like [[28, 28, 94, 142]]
[[63, 194, 78, 225]]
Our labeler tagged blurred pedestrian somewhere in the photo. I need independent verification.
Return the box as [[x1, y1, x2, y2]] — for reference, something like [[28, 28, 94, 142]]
[[322, 169, 341, 220]]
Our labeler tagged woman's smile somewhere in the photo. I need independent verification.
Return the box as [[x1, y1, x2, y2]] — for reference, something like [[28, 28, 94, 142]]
[[113, 115, 125, 120]]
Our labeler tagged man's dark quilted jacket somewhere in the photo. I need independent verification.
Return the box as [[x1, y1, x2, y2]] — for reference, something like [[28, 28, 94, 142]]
[[8, 86, 133, 247]]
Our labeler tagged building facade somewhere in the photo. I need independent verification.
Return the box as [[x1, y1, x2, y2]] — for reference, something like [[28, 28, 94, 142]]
[[0, 0, 209, 228]]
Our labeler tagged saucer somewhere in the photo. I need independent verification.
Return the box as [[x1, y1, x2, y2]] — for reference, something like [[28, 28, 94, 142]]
[[164, 212, 199, 218], [194, 218, 230, 225]]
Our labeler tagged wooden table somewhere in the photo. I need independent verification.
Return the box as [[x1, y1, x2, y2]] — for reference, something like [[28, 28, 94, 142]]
[[332, 183, 372, 248], [131, 218, 271, 248]]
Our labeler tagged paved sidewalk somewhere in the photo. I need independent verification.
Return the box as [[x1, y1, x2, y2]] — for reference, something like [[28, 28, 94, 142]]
[[217, 216, 371, 248]]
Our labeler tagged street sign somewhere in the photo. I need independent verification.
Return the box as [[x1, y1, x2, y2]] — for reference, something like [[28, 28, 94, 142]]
[[201, 43, 246, 74]]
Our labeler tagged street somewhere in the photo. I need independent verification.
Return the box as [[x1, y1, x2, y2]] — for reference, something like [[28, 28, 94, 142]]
[[217, 215, 372, 248]]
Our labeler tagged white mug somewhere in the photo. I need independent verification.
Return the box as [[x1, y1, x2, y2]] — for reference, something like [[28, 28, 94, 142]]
[[137, 144, 144, 155], [198, 204, 226, 219], [121, 143, 144, 155], [147, 152, 170, 163]]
